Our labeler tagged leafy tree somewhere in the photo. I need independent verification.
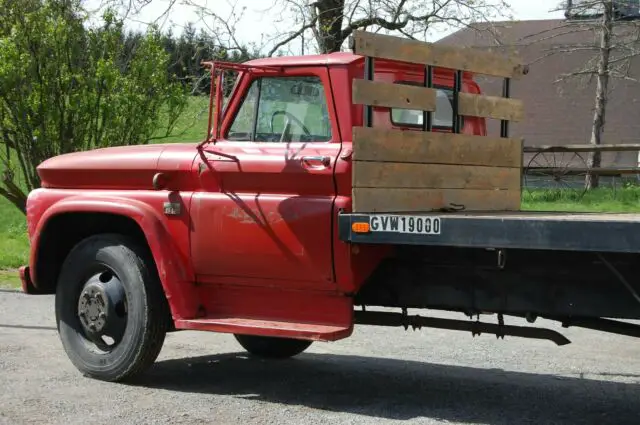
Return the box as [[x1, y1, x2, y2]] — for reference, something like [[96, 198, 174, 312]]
[[0, 0, 188, 213]]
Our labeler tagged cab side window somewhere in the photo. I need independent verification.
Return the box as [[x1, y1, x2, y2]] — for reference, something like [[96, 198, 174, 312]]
[[227, 76, 332, 142]]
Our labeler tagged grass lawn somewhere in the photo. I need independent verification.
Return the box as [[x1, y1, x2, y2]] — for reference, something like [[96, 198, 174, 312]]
[[152, 96, 210, 144], [0, 199, 29, 270], [0, 269, 22, 290], [521, 187, 640, 212]]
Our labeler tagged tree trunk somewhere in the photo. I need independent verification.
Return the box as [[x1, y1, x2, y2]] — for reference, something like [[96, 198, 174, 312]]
[[586, 0, 613, 190], [312, 0, 346, 53]]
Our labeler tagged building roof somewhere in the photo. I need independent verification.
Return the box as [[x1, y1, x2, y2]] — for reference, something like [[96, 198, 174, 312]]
[[438, 19, 640, 167]]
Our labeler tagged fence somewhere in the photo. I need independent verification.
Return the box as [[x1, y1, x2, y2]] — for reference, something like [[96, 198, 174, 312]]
[[522, 143, 640, 195]]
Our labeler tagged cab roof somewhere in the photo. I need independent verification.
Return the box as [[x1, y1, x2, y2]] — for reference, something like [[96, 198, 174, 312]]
[[244, 52, 363, 68], [243, 51, 474, 80]]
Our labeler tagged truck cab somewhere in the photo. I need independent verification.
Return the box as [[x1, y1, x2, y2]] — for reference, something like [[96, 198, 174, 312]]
[[191, 52, 484, 294]]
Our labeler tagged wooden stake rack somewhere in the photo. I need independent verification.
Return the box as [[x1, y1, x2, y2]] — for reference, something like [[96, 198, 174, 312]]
[[350, 30, 528, 213]]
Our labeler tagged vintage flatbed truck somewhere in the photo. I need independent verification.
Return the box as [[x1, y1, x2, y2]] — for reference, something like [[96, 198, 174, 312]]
[[19, 30, 640, 382]]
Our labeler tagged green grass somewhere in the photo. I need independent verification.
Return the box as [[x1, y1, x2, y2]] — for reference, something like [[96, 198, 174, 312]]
[[150, 96, 210, 144], [0, 199, 29, 271], [0, 269, 21, 290], [522, 187, 640, 212]]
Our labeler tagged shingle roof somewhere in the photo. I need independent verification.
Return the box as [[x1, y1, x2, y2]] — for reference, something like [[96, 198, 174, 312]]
[[438, 19, 640, 167]]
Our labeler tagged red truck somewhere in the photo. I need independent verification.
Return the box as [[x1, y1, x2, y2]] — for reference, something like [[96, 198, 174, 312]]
[[20, 31, 640, 382]]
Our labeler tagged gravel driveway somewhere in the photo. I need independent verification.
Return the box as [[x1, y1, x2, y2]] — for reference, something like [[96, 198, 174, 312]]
[[1, 289, 640, 425]]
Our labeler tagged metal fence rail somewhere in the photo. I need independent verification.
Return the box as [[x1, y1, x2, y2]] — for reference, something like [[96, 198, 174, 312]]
[[522, 143, 640, 196]]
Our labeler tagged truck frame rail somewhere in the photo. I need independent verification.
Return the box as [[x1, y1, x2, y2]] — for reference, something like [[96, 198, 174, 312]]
[[339, 211, 640, 253]]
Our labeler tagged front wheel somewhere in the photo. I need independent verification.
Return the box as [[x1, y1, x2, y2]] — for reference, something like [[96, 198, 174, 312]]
[[234, 334, 312, 359], [55, 234, 169, 382]]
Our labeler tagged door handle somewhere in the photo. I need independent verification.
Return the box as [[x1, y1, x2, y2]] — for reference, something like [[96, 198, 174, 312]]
[[301, 155, 331, 169]]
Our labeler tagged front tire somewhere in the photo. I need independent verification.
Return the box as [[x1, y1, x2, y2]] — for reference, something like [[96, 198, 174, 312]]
[[234, 334, 312, 359], [55, 233, 169, 382]]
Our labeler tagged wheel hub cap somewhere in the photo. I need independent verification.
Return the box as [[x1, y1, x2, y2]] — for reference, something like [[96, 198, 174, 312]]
[[76, 270, 126, 345], [78, 284, 109, 333]]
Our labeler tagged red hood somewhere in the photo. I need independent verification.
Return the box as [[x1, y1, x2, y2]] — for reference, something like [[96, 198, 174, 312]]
[[37, 144, 198, 190]]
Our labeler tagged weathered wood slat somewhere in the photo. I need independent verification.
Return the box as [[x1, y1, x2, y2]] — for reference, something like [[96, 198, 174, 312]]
[[458, 93, 524, 122], [352, 188, 521, 213], [353, 162, 521, 190], [352, 127, 523, 168], [352, 79, 437, 111], [352, 30, 526, 79]]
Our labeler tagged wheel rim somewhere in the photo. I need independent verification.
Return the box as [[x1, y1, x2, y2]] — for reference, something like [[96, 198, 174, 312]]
[[524, 150, 589, 200], [76, 267, 128, 352]]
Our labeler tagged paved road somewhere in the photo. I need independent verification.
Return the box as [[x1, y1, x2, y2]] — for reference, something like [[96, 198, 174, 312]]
[[1, 290, 640, 425]]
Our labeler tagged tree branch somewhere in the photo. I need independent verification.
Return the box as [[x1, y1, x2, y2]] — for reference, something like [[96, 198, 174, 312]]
[[267, 19, 318, 56]]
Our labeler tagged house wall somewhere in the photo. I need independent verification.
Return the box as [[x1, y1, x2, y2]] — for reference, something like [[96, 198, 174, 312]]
[[438, 20, 640, 168]]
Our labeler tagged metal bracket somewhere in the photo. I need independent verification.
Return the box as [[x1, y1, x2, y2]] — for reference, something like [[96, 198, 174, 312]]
[[497, 249, 507, 269]]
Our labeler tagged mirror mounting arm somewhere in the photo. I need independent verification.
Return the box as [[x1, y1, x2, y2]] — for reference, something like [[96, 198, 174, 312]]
[[199, 64, 223, 150]]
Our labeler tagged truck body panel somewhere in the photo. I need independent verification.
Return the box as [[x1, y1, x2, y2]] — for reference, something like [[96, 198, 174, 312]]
[[25, 189, 199, 320], [191, 64, 342, 293]]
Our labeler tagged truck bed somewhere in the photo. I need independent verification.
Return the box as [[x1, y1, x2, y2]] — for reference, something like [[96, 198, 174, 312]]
[[339, 211, 640, 253]]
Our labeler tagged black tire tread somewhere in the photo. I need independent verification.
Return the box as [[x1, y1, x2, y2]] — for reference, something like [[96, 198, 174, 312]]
[[234, 334, 312, 359], [56, 233, 169, 382]]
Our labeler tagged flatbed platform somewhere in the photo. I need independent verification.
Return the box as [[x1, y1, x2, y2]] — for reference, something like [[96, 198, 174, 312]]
[[338, 211, 640, 253]]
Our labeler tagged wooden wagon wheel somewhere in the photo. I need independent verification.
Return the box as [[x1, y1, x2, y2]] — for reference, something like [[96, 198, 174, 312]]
[[524, 149, 589, 200]]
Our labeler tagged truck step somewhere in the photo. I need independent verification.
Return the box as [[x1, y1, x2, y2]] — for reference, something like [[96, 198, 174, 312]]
[[174, 316, 352, 341]]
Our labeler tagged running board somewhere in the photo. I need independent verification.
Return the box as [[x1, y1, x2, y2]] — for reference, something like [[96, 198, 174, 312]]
[[355, 311, 572, 346], [175, 317, 353, 342]]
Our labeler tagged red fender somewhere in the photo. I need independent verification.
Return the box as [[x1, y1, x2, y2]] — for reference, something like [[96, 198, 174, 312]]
[[29, 195, 199, 321]]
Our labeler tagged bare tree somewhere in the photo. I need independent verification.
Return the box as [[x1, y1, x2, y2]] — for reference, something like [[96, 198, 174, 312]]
[[584, 1, 614, 189], [103, 0, 512, 56], [534, 1, 640, 189], [287, 0, 512, 55]]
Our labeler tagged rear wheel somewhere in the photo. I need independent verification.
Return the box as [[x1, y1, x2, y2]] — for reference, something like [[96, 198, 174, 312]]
[[234, 334, 312, 359], [55, 233, 169, 382]]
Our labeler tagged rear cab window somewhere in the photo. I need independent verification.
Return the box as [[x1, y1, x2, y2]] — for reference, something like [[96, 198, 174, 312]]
[[389, 81, 460, 130]]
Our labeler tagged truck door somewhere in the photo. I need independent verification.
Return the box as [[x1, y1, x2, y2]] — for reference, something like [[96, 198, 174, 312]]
[[191, 67, 341, 290]]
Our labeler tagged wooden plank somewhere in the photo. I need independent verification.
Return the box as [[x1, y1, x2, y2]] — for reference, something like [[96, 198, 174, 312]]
[[524, 144, 640, 153], [352, 188, 521, 213], [458, 92, 524, 122], [353, 126, 523, 168], [352, 30, 526, 79], [352, 79, 436, 111], [353, 162, 521, 190]]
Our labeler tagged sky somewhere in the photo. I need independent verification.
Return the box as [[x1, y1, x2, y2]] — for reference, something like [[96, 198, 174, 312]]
[[87, 0, 566, 52]]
